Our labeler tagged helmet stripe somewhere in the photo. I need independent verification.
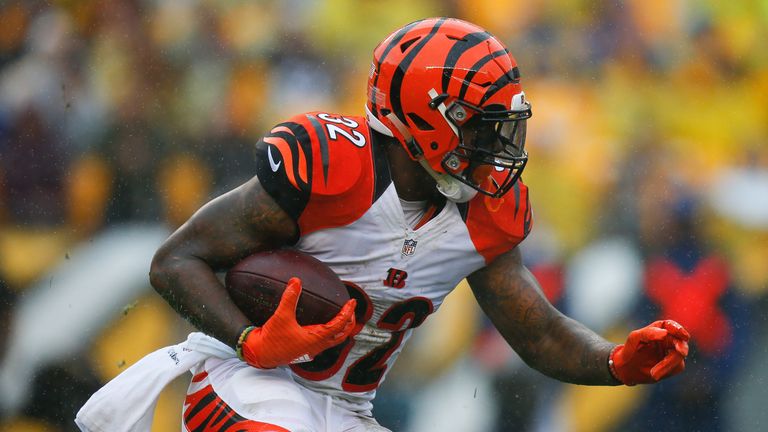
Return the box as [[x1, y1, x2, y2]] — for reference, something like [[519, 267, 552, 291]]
[[375, 20, 421, 69], [457, 49, 509, 101], [389, 18, 446, 125], [479, 66, 520, 105], [440, 31, 492, 93], [370, 21, 421, 117]]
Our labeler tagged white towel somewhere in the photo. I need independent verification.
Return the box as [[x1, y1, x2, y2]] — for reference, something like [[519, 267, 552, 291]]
[[75, 332, 236, 432]]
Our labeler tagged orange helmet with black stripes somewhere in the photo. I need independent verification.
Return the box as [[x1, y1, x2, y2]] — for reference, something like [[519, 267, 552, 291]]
[[366, 17, 532, 200]]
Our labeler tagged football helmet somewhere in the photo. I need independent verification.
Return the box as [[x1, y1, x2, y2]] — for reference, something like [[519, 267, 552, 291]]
[[366, 17, 532, 201]]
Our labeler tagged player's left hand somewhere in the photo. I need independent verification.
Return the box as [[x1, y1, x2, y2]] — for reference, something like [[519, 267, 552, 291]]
[[609, 319, 690, 386], [238, 277, 357, 369]]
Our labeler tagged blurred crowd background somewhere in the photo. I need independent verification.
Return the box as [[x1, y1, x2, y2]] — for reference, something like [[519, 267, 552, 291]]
[[1, 0, 767, 431]]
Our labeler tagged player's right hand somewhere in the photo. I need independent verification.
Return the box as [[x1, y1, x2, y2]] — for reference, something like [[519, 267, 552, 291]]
[[238, 277, 357, 369]]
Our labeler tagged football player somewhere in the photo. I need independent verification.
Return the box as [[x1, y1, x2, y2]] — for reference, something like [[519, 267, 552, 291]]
[[79, 18, 689, 432]]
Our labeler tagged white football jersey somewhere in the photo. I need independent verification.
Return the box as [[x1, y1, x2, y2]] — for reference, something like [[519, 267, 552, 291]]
[[255, 112, 532, 411]]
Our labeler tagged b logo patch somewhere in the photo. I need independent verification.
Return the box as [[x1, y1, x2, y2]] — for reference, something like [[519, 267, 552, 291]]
[[383, 268, 408, 289]]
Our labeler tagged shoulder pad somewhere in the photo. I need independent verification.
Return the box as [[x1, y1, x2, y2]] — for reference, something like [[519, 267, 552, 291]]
[[255, 112, 390, 236], [462, 179, 533, 263]]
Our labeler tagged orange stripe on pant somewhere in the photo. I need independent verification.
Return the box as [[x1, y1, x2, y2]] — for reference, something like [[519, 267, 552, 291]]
[[183, 384, 290, 432]]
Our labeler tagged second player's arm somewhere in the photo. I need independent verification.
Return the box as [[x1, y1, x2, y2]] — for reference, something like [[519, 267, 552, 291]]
[[467, 246, 619, 385], [149, 176, 298, 348]]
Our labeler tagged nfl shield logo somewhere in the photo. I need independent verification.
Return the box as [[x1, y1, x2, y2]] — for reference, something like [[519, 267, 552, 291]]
[[401, 239, 418, 256]]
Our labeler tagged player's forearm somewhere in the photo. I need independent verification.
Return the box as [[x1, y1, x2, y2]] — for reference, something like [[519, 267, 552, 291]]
[[149, 252, 250, 348], [468, 250, 619, 386], [528, 314, 618, 385]]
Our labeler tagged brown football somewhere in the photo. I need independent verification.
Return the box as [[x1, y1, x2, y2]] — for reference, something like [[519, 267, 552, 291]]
[[225, 249, 349, 326]]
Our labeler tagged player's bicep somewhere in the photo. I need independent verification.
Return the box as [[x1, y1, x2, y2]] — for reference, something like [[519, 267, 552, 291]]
[[157, 175, 298, 271], [467, 247, 562, 355]]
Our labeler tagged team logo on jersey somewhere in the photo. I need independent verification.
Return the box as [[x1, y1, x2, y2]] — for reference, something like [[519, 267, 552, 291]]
[[384, 268, 408, 289], [401, 239, 418, 256]]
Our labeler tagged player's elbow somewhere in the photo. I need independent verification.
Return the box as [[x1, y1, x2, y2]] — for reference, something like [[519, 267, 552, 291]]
[[148, 244, 182, 297]]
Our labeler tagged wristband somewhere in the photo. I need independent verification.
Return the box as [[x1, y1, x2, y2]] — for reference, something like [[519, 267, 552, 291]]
[[235, 325, 256, 361], [607, 345, 623, 385]]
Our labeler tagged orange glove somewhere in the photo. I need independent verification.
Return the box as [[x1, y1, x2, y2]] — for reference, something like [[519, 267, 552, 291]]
[[237, 277, 357, 369], [609, 319, 690, 385]]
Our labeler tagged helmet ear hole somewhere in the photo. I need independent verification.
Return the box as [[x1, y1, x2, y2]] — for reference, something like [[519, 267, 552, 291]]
[[406, 112, 435, 131], [430, 142, 439, 150]]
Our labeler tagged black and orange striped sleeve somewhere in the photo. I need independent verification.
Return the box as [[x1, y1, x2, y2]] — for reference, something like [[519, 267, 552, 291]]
[[254, 120, 315, 222], [461, 177, 533, 264], [255, 112, 391, 237]]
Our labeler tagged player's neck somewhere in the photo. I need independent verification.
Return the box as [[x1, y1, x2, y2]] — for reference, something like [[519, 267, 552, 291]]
[[382, 139, 442, 203]]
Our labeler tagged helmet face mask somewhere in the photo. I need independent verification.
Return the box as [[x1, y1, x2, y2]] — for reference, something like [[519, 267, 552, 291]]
[[366, 17, 533, 200], [442, 99, 531, 197]]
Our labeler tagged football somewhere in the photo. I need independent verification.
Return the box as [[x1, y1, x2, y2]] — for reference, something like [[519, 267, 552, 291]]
[[225, 249, 350, 327]]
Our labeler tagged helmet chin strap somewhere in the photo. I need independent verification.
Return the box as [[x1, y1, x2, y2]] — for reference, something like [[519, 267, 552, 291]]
[[383, 111, 478, 203], [417, 159, 478, 203]]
